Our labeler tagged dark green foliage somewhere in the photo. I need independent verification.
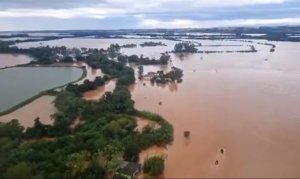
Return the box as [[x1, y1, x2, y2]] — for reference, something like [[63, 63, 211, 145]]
[[140, 42, 166, 47], [108, 44, 121, 59], [62, 56, 74, 63], [120, 44, 137, 48], [127, 53, 170, 65], [0, 40, 14, 48], [28, 46, 58, 64], [136, 111, 173, 149], [85, 53, 135, 86], [123, 137, 140, 162], [0, 109, 172, 179], [0, 119, 24, 139], [138, 66, 144, 79], [24, 118, 51, 138], [66, 76, 109, 95], [44, 91, 85, 137], [143, 156, 165, 177], [117, 55, 128, 63], [174, 42, 198, 53], [128, 55, 139, 63], [150, 67, 183, 84], [0, 43, 174, 179], [4, 162, 32, 179], [99, 86, 135, 114], [54, 91, 83, 119]]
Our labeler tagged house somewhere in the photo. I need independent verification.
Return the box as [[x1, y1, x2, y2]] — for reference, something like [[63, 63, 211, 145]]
[[115, 161, 141, 179]]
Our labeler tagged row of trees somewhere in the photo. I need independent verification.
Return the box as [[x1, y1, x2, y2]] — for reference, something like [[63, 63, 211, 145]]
[[124, 53, 171, 65], [120, 44, 137, 48], [140, 41, 166, 47]]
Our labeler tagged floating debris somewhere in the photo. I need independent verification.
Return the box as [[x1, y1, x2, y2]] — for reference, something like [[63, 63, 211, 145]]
[[215, 160, 219, 165], [220, 148, 224, 154], [184, 131, 190, 138]]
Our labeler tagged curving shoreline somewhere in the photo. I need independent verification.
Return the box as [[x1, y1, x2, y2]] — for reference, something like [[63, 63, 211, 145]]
[[0, 63, 87, 116]]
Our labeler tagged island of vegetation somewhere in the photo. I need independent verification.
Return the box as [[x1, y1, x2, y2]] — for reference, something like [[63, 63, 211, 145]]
[[0, 44, 174, 179], [173, 42, 198, 53], [150, 67, 184, 84], [172, 42, 258, 54], [120, 44, 137, 48], [140, 41, 167, 47]]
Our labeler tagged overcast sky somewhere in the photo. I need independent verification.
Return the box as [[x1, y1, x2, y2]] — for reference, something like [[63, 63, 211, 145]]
[[0, 0, 299, 31]]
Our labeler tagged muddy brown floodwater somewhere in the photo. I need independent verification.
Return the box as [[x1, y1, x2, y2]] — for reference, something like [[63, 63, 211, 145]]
[[7, 38, 300, 177], [0, 95, 56, 128], [75, 62, 103, 84], [0, 54, 32, 68], [83, 80, 116, 101], [132, 41, 300, 178]]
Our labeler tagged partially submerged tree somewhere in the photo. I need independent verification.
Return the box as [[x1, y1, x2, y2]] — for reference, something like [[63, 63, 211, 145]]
[[143, 156, 165, 177]]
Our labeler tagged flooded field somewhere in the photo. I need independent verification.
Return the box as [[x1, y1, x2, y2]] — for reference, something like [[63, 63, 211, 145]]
[[14, 38, 179, 58], [0, 54, 32, 68], [83, 80, 116, 101], [0, 95, 56, 128], [0, 67, 82, 112], [6, 38, 300, 177], [75, 62, 103, 84], [132, 41, 300, 178]]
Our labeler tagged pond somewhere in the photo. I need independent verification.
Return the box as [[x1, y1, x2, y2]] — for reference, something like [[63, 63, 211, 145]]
[[8, 38, 300, 178], [0, 67, 83, 112]]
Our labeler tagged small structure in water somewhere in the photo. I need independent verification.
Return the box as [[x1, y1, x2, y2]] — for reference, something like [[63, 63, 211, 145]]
[[215, 160, 219, 165], [184, 131, 190, 138], [220, 148, 224, 154]]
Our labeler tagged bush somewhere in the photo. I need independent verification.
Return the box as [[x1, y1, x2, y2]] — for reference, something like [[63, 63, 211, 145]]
[[143, 156, 165, 176]]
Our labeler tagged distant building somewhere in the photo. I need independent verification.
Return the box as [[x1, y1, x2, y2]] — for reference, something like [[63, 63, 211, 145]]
[[55, 53, 64, 60], [115, 161, 141, 179]]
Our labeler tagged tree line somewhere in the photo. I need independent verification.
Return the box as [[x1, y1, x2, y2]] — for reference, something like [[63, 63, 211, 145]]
[[0, 45, 173, 178]]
